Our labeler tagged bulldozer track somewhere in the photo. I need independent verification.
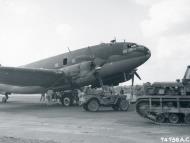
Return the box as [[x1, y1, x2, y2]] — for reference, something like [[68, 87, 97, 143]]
[[136, 96, 190, 126]]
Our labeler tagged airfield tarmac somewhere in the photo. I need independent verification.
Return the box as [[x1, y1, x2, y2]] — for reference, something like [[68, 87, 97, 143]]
[[0, 95, 189, 143]]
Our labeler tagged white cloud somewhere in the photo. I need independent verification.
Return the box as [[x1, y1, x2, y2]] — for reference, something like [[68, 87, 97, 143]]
[[56, 24, 72, 38], [0, 0, 27, 15], [141, 0, 190, 37], [140, 0, 190, 82], [0, 0, 14, 7], [14, 5, 28, 15], [135, 0, 159, 6]]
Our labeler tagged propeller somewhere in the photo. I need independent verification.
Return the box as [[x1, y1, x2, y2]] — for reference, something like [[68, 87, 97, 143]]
[[88, 46, 105, 87], [134, 71, 141, 80], [123, 69, 141, 83], [93, 65, 104, 87], [131, 70, 141, 86], [130, 69, 141, 98]]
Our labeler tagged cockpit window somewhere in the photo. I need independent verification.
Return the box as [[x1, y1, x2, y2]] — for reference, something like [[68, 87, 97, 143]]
[[128, 43, 137, 48], [131, 44, 137, 48], [123, 43, 137, 54]]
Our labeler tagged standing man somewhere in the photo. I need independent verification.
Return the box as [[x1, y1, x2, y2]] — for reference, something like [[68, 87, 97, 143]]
[[120, 87, 124, 95], [40, 93, 46, 102], [46, 90, 53, 105]]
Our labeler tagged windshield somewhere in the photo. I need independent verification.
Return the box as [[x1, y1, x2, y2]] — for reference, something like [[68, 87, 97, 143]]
[[123, 43, 138, 54], [128, 43, 138, 48]]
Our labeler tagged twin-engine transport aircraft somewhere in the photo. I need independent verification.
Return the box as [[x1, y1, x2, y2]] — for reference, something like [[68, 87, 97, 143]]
[[0, 40, 151, 103]]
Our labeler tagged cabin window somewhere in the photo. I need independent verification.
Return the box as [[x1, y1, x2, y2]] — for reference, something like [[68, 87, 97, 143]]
[[63, 58, 67, 65]]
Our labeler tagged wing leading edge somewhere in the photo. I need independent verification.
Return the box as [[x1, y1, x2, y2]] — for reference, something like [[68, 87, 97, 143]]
[[0, 66, 65, 87]]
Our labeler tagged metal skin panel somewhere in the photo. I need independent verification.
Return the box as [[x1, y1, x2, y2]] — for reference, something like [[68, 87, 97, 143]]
[[0, 42, 151, 94]]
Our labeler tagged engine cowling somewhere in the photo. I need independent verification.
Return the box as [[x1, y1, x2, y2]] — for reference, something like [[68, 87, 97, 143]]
[[61, 61, 97, 87]]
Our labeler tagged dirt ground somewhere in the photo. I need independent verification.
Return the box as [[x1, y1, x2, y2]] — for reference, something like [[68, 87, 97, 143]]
[[0, 95, 189, 143]]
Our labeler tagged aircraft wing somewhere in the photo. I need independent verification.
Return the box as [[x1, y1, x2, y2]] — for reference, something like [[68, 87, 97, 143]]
[[0, 66, 65, 87]]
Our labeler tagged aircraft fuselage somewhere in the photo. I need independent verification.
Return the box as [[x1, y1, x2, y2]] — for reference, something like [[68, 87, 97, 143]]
[[0, 42, 151, 94]]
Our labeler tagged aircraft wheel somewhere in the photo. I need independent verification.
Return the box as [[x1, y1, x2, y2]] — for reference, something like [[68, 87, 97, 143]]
[[119, 99, 129, 111], [112, 105, 119, 111], [87, 99, 99, 112], [168, 113, 179, 124], [156, 113, 165, 123], [184, 114, 190, 124], [62, 96, 72, 106]]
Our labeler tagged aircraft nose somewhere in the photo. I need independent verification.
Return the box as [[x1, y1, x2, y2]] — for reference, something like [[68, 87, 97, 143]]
[[144, 47, 151, 59], [136, 45, 151, 59]]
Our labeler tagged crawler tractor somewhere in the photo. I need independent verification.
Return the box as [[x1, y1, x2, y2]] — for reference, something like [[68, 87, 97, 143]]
[[136, 66, 190, 125]]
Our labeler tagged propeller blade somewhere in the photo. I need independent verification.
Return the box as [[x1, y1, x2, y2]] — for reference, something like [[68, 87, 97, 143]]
[[123, 72, 127, 81], [134, 71, 141, 80], [132, 74, 134, 86], [94, 71, 104, 87], [130, 70, 141, 98], [131, 74, 134, 98], [87, 47, 105, 87]]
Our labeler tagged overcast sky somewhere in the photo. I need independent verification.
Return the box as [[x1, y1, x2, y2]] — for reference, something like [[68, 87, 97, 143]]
[[0, 0, 190, 84]]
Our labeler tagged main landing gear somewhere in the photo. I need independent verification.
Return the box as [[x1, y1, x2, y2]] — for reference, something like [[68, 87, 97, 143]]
[[59, 90, 79, 106]]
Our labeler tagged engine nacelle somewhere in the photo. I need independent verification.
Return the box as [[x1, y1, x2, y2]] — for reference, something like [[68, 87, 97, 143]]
[[60, 61, 97, 87]]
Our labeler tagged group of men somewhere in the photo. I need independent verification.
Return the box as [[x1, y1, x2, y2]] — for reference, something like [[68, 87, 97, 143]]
[[39, 86, 126, 105], [40, 90, 60, 104]]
